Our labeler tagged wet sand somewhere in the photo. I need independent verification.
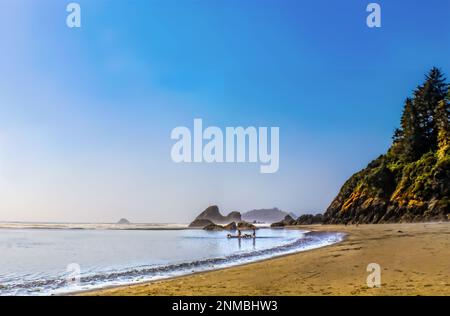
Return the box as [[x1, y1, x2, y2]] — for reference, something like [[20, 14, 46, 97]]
[[82, 222, 450, 296]]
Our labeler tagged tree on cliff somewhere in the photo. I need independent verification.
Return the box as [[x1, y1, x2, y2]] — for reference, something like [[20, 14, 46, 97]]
[[392, 98, 421, 161], [412, 67, 448, 154], [436, 93, 450, 160], [392, 68, 448, 161], [324, 68, 450, 224]]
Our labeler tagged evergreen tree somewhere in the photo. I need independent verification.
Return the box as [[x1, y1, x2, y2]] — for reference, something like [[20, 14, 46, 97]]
[[412, 67, 448, 154], [436, 94, 450, 160], [394, 98, 421, 161]]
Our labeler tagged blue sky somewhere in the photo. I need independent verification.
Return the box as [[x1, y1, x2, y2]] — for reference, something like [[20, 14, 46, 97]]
[[1, 0, 450, 222]]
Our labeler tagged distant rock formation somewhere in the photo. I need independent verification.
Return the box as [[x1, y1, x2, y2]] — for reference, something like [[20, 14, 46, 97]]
[[223, 222, 237, 231], [203, 221, 237, 231], [288, 212, 299, 219], [188, 219, 214, 228], [242, 208, 294, 223], [190, 205, 241, 226], [295, 214, 324, 225], [225, 211, 241, 223], [117, 218, 130, 225], [237, 221, 258, 230], [270, 215, 296, 227], [203, 223, 225, 231]]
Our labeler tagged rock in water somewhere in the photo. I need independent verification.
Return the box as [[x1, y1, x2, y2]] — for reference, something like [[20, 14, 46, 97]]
[[188, 219, 214, 228], [189, 205, 241, 225], [237, 221, 258, 230], [117, 218, 130, 225], [203, 221, 238, 231], [223, 222, 237, 231], [270, 215, 296, 227], [203, 223, 225, 231]]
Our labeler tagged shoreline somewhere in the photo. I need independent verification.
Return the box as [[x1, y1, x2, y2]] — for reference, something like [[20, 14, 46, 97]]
[[70, 244, 339, 296], [80, 222, 450, 296], [70, 229, 345, 296]]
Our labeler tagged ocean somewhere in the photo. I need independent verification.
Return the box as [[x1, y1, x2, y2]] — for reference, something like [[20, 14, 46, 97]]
[[0, 224, 344, 296]]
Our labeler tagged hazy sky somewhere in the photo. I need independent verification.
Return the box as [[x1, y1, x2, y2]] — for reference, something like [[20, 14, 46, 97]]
[[1, 0, 450, 223]]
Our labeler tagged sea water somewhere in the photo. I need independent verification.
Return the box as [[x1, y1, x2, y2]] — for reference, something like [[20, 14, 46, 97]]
[[0, 225, 344, 295]]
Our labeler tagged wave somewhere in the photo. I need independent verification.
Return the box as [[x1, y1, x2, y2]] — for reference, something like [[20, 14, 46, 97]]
[[0, 231, 345, 296], [0, 222, 188, 231]]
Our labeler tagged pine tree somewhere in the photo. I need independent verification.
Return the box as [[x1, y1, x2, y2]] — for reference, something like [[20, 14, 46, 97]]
[[395, 98, 421, 161], [436, 94, 450, 160], [412, 67, 448, 154]]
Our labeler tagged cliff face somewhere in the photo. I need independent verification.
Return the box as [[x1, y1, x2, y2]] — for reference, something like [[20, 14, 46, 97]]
[[324, 68, 450, 224], [324, 153, 449, 224]]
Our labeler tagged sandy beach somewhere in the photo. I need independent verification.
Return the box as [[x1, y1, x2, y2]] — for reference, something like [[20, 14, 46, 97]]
[[82, 222, 450, 296]]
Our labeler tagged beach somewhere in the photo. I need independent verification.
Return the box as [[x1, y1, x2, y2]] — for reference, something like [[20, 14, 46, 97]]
[[82, 222, 450, 296]]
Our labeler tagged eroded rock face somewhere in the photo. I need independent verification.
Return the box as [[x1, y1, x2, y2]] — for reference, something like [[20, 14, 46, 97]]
[[203, 221, 238, 231], [203, 223, 225, 231], [237, 221, 258, 230], [295, 214, 324, 225], [190, 206, 242, 226], [270, 215, 296, 227], [188, 219, 214, 228], [226, 211, 242, 223], [223, 222, 237, 231], [323, 153, 450, 224]]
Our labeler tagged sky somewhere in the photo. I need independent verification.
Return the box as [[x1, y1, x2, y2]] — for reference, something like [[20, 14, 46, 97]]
[[0, 0, 450, 223]]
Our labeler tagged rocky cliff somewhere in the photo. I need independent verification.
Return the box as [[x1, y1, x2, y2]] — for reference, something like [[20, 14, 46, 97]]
[[324, 153, 449, 224], [324, 68, 450, 224]]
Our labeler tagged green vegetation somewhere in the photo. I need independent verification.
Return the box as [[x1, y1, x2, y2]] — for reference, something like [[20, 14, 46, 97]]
[[324, 68, 450, 224]]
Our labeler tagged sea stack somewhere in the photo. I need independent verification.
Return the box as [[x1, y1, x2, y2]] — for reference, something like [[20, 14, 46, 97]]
[[189, 205, 242, 227], [117, 218, 130, 225]]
